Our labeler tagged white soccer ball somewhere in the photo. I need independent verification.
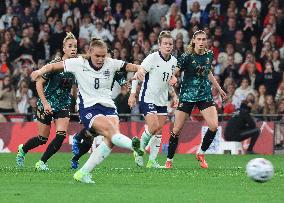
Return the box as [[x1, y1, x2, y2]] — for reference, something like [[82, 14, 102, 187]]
[[246, 158, 274, 182]]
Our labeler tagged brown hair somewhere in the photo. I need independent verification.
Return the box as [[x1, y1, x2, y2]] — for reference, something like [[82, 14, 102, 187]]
[[158, 30, 173, 44], [186, 30, 207, 54]]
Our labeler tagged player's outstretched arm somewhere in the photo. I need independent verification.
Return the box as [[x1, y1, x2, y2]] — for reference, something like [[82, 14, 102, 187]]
[[125, 63, 145, 81], [31, 61, 64, 81], [208, 71, 227, 99]]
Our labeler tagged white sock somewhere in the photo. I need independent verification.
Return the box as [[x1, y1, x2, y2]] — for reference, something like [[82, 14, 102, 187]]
[[80, 141, 111, 173], [141, 129, 152, 150], [167, 158, 173, 162], [111, 133, 132, 150], [149, 135, 162, 161], [197, 149, 205, 154]]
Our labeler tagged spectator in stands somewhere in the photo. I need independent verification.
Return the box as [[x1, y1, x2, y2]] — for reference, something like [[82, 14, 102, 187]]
[[0, 52, 12, 77], [220, 55, 240, 85], [224, 100, 260, 154], [129, 18, 144, 43], [171, 19, 189, 44], [114, 84, 131, 121], [0, 6, 13, 31], [255, 60, 281, 96], [239, 51, 262, 75], [257, 84, 267, 110], [165, 3, 186, 29], [79, 15, 95, 43], [247, 35, 261, 60], [119, 9, 134, 38], [272, 49, 281, 72], [16, 79, 33, 114], [232, 77, 255, 109], [26, 96, 37, 121], [262, 95, 277, 120], [147, 0, 169, 27], [233, 30, 247, 54], [172, 37, 185, 58], [223, 17, 237, 44], [0, 75, 18, 113], [186, 1, 209, 28], [112, 27, 131, 53]]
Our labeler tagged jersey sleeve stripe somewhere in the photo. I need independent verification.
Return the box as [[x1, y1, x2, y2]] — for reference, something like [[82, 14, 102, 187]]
[[140, 72, 149, 102]]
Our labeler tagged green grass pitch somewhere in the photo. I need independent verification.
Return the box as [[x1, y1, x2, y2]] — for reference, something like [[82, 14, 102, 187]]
[[0, 153, 283, 203]]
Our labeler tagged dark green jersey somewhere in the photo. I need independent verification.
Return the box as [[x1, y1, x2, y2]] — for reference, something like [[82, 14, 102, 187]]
[[178, 50, 214, 102], [37, 57, 75, 112]]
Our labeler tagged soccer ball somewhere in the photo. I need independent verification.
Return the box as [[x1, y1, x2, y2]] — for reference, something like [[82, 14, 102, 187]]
[[246, 158, 274, 182]]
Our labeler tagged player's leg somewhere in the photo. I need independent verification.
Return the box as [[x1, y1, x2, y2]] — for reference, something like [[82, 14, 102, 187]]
[[36, 110, 70, 171], [147, 114, 167, 168], [71, 129, 95, 169], [74, 137, 113, 184], [139, 102, 160, 151], [165, 110, 188, 168], [16, 108, 51, 167], [197, 102, 218, 168], [237, 128, 260, 154], [72, 128, 87, 156]]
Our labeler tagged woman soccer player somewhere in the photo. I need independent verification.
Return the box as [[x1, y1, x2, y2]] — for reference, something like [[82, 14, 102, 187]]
[[71, 70, 129, 169], [128, 31, 178, 168], [16, 32, 77, 170], [165, 30, 226, 169], [31, 38, 145, 183]]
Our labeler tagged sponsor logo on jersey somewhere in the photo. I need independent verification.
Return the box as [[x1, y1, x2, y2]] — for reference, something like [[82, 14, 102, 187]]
[[85, 113, 93, 120], [148, 103, 155, 110]]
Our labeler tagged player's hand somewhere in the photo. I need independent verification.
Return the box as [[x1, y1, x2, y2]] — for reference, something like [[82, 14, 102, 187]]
[[134, 66, 145, 81], [169, 75, 177, 86], [30, 70, 42, 81], [219, 88, 227, 100], [128, 93, 137, 108], [171, 96, 179, 108], [43, 102, 53, 115]]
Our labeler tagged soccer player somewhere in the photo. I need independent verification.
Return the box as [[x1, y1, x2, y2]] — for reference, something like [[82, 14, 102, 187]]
[[16, 32, 77, 170], [31, 38, 145, 183], [71, 70, 129, 169], [164, 30, 226, 169], [128, 31, 178, 168]]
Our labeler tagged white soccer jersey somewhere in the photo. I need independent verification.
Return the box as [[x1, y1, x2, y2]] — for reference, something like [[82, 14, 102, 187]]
[[139, 51, 177, 106], [64, 56, 125, 109]]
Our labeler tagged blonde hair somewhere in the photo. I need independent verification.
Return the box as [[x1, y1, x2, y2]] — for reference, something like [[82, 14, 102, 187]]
[[186, 30, 207, 54], [81, 37, 107, 59], [63, 32, 76, 46], [158, 30, 173, 44]]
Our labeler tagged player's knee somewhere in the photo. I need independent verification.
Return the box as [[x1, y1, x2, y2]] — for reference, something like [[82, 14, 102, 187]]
[[148, 122, 160, 134], [172, 127, 182, 136], [209, 123, 218, 132], [38, 135, 48, 145]]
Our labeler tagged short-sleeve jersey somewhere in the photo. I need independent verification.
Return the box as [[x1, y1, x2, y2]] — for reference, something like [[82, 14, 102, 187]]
[[37, 57, 75, 112], [139, 51, 177, 106], [178, 50, 214, 102], [63, 56, 125, 109]]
